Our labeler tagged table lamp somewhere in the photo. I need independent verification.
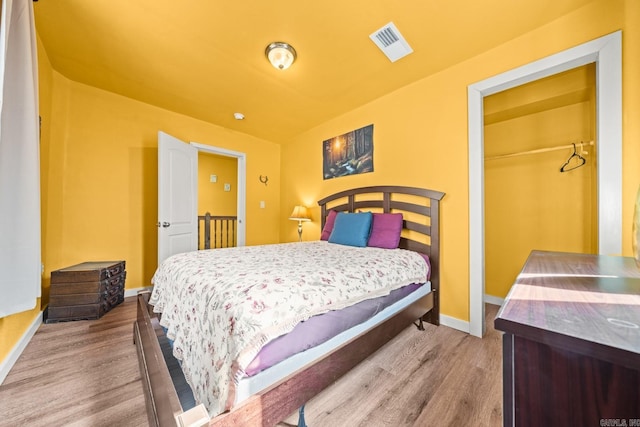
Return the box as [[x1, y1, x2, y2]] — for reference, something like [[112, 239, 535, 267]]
[[289, 205, 311, 242]]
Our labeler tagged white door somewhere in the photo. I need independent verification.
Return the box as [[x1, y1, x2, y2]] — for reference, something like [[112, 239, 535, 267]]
[[158, 131, 198, 265]]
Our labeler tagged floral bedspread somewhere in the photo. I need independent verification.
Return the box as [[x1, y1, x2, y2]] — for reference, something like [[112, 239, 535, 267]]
[[149, 240, 429, 417]]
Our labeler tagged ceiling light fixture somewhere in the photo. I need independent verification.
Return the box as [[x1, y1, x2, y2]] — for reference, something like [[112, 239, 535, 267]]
[[265, 42, 297, 70]]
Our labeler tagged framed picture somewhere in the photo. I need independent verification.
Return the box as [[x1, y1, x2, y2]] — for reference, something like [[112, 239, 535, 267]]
[[323, 124, 374, 180]]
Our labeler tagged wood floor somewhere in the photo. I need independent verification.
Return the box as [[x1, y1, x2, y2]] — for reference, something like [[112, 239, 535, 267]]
[[0, 298, 148, 427], [0, 298, 503, 427]]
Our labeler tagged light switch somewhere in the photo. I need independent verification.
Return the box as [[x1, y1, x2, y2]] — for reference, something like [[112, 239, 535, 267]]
[[224, 183, 231, 191], [260, 201, 265, 208], [210, 175, 217, 183]]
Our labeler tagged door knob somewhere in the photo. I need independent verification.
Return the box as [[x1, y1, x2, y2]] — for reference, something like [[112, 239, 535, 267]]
[[162, 222, 170, 228]]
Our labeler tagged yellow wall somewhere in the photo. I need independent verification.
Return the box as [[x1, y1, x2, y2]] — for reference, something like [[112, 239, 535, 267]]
[[197, 153, 238, 248], [198, 153, 238, 217], [40, 76, 282, 300], [484, 65, 597, 298], [280, 0, 640, 322], [622, 0, 640, 257]]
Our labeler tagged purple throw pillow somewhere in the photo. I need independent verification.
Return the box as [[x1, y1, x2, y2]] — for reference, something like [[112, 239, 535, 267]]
[[320, 210, 338, 241], [367, 213, 403, 249]]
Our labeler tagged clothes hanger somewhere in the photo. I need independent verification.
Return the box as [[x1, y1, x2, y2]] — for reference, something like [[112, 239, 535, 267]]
[[560, 142, 586, 172]]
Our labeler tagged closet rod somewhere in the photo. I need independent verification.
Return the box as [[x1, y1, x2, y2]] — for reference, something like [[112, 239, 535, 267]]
[[485, 140, 594, 161]]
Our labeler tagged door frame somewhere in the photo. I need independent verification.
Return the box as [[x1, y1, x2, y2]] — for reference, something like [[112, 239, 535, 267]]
[[467, 31, 622, 337], [191, 142, 246, 246]]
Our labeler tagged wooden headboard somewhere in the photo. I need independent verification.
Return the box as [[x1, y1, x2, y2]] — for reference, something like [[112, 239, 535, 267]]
[[317, 185, 445, 315]]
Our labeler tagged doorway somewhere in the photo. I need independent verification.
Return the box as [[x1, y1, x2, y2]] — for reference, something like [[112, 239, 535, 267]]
[[197, 152, 238, 249], [467, 31, 622, 337], [483, 64, 597, 302], [191, 142, 246, 247]]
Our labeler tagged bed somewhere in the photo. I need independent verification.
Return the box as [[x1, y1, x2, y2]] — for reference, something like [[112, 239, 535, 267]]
[[133, 185, 445, 426]]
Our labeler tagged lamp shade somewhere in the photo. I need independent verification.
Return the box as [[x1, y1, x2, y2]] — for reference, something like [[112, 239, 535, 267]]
[[266, 42, 297, 70], [289, 205, 310, 221]]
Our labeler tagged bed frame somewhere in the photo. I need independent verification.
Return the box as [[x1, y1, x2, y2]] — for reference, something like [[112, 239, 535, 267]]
[[133, 185, 445, 426]]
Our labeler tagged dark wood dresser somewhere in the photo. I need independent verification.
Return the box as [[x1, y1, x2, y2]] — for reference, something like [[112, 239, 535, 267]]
[[46, 261, 126, 323], [495, 250, 640, 426]]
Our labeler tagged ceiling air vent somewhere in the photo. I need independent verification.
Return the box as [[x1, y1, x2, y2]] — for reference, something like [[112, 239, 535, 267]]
[[369, 22, 413, 63]]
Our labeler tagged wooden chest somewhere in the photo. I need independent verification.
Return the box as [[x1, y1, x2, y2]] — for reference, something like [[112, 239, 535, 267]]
[[45, 261, 126, 323]]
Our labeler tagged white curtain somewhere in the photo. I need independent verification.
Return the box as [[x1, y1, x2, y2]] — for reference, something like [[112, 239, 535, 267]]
[[0, 0, 41, 317]]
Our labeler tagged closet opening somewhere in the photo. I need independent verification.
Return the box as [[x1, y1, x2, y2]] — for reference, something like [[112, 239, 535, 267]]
[[483, 64, 597, 303], [467, 31, 622, 338]]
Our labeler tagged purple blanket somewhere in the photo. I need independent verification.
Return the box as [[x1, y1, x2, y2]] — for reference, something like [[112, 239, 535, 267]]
[[244, 282, 423, 376]]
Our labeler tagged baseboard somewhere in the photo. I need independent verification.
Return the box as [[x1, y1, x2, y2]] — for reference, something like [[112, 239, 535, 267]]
[[0, 310, 43, 385], [439, 314, 470, 333], [439, 297, 503, 335], [484, 294, 505, 306], [124, 286, 152, 298]]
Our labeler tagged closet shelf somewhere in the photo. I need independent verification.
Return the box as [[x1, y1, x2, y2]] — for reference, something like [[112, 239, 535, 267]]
[[485, 140, 594, 161]]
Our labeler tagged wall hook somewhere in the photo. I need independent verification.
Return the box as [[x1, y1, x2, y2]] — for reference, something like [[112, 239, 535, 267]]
[[259, 175, 269, 186]]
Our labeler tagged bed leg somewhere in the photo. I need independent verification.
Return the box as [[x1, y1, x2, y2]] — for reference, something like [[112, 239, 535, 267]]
[[413, 317, 425, 331], [297, 405, 307, 427]]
